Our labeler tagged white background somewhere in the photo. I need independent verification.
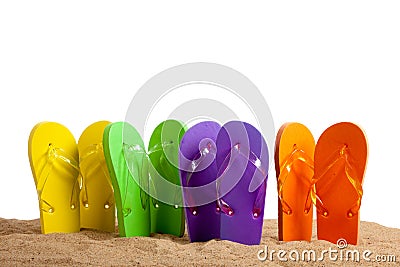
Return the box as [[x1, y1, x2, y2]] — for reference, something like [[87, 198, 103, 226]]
[[0, 1, 399, 228]]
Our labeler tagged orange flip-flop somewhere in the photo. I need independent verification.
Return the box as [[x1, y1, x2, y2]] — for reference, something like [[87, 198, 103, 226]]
[[275, 122, 315, 241], [315, 122, 368, 245]]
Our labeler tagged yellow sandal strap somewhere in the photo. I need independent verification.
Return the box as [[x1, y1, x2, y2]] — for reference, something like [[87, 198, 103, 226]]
[[37, 143, 79, 213], [79, 143, 114, 208]]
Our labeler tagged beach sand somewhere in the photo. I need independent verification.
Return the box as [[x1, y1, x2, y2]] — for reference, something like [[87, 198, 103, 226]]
[[1, 218, 399, 266]]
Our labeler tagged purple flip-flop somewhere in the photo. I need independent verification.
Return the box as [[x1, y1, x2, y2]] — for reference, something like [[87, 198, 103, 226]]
[[179, 121, 221, 242], [215, 121, 269, 245]]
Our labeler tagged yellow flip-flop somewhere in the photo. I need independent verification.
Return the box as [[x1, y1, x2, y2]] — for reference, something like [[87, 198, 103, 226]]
[[28, 122, 80, 234], [78, 121, 115, 232]]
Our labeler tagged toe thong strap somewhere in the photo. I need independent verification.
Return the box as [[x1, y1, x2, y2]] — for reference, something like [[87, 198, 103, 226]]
[[277, 146, 317, 215], [182, 142, 218, 216], [148, 142, 182, 209], [37, 143, 80, 213], [79, 143, 114, 210], [216, 143, 268, 218], [315, 145, 363, 217], [122, 143, 149, 213]]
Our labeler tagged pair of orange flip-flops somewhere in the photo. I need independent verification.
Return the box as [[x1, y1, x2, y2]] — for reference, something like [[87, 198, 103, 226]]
[[275, 122, 368, 245]]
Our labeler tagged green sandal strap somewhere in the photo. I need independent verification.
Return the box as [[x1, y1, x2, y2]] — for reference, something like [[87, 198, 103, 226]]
[[122, 143, 149, 212], [148, 141, 182, 208]]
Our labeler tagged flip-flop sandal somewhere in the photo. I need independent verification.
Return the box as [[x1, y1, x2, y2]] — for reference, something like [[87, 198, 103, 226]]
[[179, 121, 221, 242], [275, 122, 315, 241], [215, 121, 269, 245], [28, 122, 80, 234], [315, 122, 368, 245], [78, 121, 115, 232], [148, 120, 186, 237], [103, 122, 150, 237]]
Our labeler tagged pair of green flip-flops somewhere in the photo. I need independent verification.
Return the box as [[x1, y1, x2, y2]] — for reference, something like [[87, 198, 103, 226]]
[[103, 120, 186, 237]]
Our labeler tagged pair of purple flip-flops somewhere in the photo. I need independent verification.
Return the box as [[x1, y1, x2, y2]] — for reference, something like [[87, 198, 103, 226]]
[[179, 121, 269, 245]]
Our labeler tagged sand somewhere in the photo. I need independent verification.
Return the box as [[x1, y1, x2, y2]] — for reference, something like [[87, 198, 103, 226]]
[[1, 219, 399, 266]]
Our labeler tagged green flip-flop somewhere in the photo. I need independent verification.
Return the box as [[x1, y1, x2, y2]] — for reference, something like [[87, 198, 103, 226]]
[[148, 120, 187, 237], [103, 122, 150, 237]]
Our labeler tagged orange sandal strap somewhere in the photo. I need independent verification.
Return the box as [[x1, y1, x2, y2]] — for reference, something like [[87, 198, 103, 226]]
[[315, 145, 363, 217], [277, 146, 316, 215]]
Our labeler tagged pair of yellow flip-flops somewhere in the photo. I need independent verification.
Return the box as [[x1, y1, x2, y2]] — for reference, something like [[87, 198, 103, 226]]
[[28, 121, 115, 234]]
